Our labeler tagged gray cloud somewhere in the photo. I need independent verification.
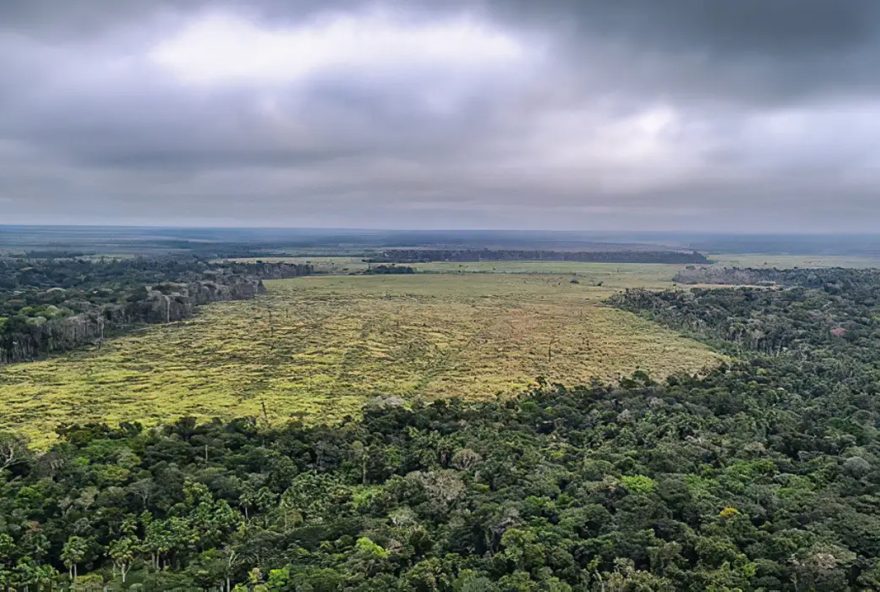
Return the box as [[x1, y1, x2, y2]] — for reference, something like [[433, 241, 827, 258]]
[[1, 0, 879, 231]]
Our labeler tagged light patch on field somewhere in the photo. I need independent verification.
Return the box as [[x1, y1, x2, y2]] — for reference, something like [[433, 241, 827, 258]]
[[0, 273, 724, 446]]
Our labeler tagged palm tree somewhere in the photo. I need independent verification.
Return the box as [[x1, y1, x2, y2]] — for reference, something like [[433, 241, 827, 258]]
[[61, 536, 87, 585]]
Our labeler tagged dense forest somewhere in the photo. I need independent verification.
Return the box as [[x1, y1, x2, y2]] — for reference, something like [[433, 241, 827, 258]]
[[616, 267, 880, 357], [672, 266, 880, 288], [2, 267, 880, 590], [0, 257, 312, 363], [367, 249, 709, 265]]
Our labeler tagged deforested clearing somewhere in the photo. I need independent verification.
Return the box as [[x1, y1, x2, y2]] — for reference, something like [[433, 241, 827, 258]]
[[0, 271, 723, 445]]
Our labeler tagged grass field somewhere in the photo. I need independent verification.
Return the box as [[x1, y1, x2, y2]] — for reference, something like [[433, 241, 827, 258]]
[[0, 267, 725, 446], [225, 256, 693, 280], [708, 253, 880, 269], [229, 253, 880, 272]]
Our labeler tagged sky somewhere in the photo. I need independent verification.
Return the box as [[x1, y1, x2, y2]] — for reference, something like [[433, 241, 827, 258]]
[[1, 0, 879, 232]]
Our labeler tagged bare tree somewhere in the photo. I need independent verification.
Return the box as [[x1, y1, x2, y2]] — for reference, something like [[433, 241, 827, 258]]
[[0, 432, 29, 472]]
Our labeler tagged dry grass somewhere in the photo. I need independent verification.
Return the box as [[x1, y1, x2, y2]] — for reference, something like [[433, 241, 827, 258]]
[[707, 253, 880, 269], [0, 269, 724, 447]]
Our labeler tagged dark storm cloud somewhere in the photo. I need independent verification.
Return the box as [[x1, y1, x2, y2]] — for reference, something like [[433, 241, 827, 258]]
[[1, 0, 879, 231]]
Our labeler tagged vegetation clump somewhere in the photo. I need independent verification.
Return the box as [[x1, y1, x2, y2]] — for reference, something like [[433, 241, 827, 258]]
[[363, 264, 416, 274]]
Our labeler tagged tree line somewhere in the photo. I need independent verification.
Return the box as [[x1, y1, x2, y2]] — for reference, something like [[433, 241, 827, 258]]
[[366, 249, 709, 265], [0, 257, 313, 363]]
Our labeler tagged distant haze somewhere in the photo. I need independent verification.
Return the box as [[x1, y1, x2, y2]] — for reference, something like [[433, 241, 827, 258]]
[[2, 1, 880, 231]]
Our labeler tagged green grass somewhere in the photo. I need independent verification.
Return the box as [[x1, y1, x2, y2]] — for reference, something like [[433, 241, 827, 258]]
[[0, 269, 725, 447]]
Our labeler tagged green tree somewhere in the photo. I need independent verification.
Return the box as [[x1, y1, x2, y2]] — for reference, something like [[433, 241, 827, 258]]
[[61, 535, 88, 584], [109, 535, 138, 584]]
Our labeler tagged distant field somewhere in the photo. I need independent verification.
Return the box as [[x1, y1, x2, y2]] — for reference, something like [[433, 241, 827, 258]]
[[226, 256, 692, 280], [708, 253, 880, 269], [228, 254, 880, 272], [0, 269, 723, 446], [229, 256, 370, 273]]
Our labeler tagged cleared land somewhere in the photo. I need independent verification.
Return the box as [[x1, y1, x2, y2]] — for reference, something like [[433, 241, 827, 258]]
[[0, 265, 724, 446]]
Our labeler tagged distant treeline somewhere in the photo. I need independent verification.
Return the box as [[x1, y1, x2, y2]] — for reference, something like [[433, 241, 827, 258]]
[[367, 249, 709, 264], [0, 258, 313, 363], [364, 264, 416, 275]]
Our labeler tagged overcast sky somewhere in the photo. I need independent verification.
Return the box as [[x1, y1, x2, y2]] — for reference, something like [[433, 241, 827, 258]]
[[2, 0, 879, 231]]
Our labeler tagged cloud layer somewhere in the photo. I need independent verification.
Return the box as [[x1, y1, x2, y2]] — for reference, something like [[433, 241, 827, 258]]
[[2, 0, 879, 231]]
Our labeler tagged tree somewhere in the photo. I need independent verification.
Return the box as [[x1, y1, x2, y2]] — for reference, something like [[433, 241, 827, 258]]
[[109, 535, 137, 584], [351, 441, 368, 485], [0, 431, 29, 472], [349, 537, 390, 577], [12, 557, 58, 591], [61, 535, 88, 584]]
